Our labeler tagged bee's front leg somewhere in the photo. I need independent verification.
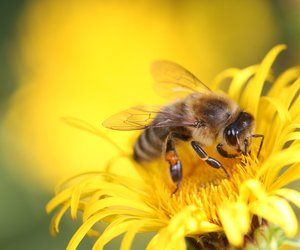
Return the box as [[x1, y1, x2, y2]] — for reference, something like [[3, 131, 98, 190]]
[[216, 143, 239, 158], [165, 138, 182, 194], [191, 141, 229, 177]]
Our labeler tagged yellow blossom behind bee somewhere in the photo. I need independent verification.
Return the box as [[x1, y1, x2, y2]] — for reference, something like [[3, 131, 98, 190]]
[[2, 0, 278, 188]]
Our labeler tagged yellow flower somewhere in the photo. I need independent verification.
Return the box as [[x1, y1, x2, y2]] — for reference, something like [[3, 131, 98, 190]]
[[47, 45, 300, 249]]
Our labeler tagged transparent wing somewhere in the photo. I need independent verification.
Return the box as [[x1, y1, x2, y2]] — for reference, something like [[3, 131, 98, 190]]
[[102, 105, 197, 131], [151, 60, 212, 98]]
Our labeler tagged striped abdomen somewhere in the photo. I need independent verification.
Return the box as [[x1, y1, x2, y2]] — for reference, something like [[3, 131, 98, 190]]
[[133, 127, 169, 163]]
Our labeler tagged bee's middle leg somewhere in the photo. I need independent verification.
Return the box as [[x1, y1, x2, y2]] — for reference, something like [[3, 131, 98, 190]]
[[165, 138, 182, 194], [191, 141, 229, 177]]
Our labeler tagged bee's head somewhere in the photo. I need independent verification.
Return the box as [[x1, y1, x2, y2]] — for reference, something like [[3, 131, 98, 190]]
[[224, 112, 255, 155]]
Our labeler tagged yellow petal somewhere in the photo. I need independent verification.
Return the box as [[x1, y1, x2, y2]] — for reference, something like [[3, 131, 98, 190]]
[[271, 163, 300, 189], [283, 78, 300, 110], [49, 202, 70, 236], [258, 96, 291, 155], [218, 202, 250, 247], [260, 96, 291, 125], [120, 221, 145, 250], [240, 44, 287, 116], [278, 131, 300, 150], [46, 188, 73, 214], [250, 196, 298, 238], [269, 66, 300, 97], [150, 206, 220, 250], [239, 179, 267, 203], [85, 197, 155, 217], [211, 68, 240, 90], [70, 181, 88, 219], [67, 212, 109, 250], [92, 218, 138, 250], [257, 146, 300, 180], [273, 188, 300, 208], [227, 65, 258, 102]]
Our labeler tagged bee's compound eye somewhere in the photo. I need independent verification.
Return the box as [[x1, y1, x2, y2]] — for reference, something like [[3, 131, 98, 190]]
[[225, 127, 238, 146]]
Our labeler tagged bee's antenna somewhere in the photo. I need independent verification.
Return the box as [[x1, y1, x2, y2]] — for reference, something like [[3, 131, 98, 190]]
[[236, 134, 240, 145], [252, 134, 264, 158], [244, 141, 248, 156]]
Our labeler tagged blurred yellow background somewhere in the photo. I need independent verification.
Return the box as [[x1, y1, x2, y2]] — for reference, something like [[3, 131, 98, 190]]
[[1, 0, 299, 249]]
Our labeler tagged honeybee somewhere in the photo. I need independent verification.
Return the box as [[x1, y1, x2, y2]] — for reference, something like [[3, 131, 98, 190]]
[[103, 61, 264, 193]]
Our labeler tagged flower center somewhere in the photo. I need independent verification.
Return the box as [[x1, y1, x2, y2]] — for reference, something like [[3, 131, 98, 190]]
[[140, 143, 260, 224]]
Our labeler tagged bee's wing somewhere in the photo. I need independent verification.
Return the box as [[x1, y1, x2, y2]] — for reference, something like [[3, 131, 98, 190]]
[[151, 60, 212, 99], [102, 105, 196, 131]]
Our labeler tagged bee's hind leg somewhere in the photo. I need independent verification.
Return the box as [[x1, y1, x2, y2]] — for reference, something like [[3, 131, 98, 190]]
[[191, 141, 229, 178], [165, 138, 182, 194]]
